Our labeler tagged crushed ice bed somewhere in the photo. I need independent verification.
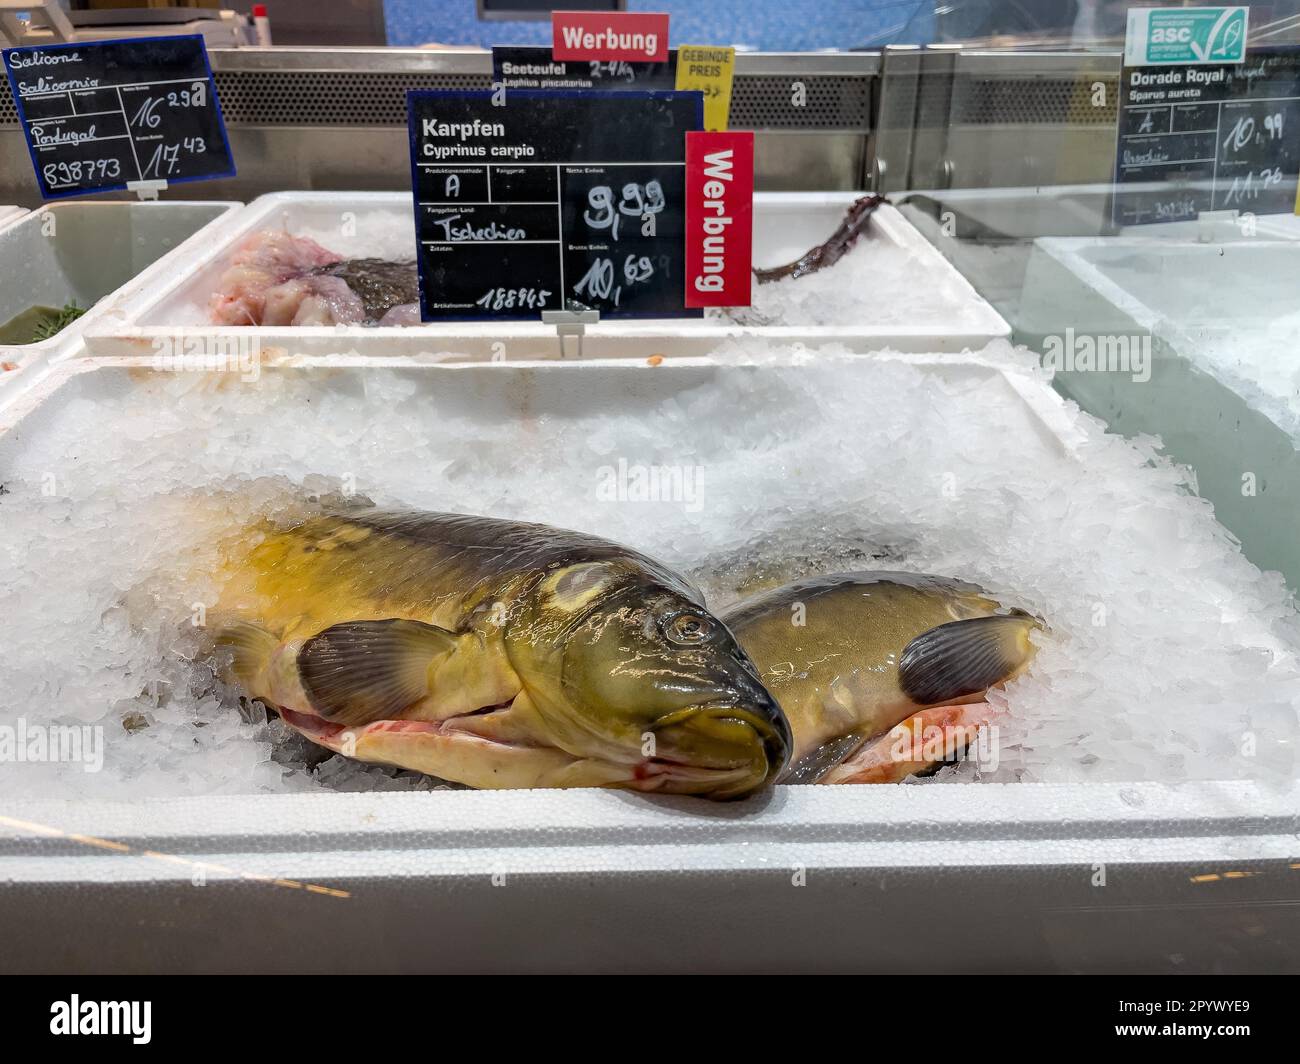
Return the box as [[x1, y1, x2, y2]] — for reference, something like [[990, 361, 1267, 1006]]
[[0, 340, 1296, 800]]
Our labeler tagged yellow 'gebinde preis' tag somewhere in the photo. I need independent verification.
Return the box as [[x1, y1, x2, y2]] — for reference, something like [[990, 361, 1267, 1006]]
[[675, 46, 735, 132]]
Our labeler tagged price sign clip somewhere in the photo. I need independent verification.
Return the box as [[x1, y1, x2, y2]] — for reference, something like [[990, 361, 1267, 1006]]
[[542, 308, 600, 360], [127, 179, 167, 202]]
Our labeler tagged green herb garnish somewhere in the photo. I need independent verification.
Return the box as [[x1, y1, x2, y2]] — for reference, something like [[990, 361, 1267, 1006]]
[[31, 301, 86, 342]]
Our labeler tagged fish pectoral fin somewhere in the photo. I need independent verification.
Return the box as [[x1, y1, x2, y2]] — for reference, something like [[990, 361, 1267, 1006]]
[[298, 619, 459, 727], [780, 732, 870, 784], [216, 621, 280, 687], [898, 614, 1037, 706], [821, 701, 1000, 785]]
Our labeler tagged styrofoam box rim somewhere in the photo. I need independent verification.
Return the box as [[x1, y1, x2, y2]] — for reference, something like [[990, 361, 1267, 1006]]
[[81, 190, 1011, 357], [2, 780, 1296, 886], [1031, 233, 1298, 350], [0, 345, 1086, 454], [0, 200, 243, 366], [0, 206, 27, 233], [1, 349, 1294, 879]]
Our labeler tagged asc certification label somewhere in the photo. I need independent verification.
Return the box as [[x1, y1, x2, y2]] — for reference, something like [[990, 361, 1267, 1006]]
[[1124, 7, 1249, 67]]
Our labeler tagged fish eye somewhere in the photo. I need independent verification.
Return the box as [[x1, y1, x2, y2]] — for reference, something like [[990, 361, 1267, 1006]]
[[664, 612, 713, 646]]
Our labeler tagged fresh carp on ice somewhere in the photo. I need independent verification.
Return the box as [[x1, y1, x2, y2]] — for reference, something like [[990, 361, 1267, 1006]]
[[213, 509, 792, 799], [722, 572, 1040, 784]]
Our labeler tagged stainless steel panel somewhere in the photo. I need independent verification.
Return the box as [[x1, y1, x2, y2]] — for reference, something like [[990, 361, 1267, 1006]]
[[873, 46, 923, 193], [0, 45, 1138, 201], [0, 47, 877, 203]]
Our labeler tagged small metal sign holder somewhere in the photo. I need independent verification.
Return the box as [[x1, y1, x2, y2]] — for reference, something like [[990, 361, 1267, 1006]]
[[541, 308, 600, 359]]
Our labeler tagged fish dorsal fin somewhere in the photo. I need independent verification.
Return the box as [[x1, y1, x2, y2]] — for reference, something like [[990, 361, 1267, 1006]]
[[898, 614, 1037, 706], [780, 732, 869, 784], [298, 619, 458, 727]]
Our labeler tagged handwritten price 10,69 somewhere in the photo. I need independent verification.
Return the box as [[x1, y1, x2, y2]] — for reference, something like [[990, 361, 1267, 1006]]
[[573, 253, 655, 307], [583, 181, 665, 242]]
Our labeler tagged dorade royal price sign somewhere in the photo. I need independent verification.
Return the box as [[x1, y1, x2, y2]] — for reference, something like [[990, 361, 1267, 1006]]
[[552, 10, 670, 62], [685, 132, 753, 307]]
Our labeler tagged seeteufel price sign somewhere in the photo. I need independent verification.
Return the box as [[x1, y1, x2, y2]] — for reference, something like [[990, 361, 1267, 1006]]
[[1, 35, 235, 199]]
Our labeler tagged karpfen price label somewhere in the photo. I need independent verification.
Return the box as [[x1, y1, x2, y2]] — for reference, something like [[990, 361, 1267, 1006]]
[[492, 46, 679, 91], [1, 35, 235, 200], [1112, 47, 1300, 226], [407, 89, 703, 321]]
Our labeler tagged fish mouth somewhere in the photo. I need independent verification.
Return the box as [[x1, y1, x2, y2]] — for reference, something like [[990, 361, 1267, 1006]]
[[644, 702, 792, 799], [277, 699, 791, 800]]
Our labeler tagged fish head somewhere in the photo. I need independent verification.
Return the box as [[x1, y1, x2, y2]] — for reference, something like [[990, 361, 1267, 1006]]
[[514, 562, 792, 798]]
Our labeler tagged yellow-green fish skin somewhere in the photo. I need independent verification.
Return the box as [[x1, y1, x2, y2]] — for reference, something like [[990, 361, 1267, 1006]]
[[721, 572, 1039, 780], [213, 508, 791, 798]]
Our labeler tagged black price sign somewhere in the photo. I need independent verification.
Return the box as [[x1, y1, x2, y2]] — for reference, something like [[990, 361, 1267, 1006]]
[[492, 46, 678, 90], [1113, 47, 1300, 226], [406, 89, 702, 321], [1, 35, 235, 200]]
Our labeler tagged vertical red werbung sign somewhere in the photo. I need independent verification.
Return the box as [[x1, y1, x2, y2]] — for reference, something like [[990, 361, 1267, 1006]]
[[684, 131, 754, 308], [551, 11, 670, 62]]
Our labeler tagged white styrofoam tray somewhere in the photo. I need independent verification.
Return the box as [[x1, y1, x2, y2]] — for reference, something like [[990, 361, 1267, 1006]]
[[82, 191, 1010, 361], [0, 206, 27, 232], [1022, 235, 1300, 426], [0, 349, 1295, 973], [0, 199, 241, 389]]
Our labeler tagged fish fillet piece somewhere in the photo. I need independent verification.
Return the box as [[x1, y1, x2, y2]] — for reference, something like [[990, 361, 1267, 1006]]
[[209, 232, 422, 327], [209, 231, 343, 325], [377, 302, 421, 327], [261, 275, 366, 326]]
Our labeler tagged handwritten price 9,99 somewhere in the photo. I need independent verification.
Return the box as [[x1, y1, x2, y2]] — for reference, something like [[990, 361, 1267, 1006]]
[[583, 181, 666, 242], [42, 157, 120, 188]]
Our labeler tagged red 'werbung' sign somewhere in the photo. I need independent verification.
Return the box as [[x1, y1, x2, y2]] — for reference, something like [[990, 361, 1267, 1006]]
[[685, 131, 754, 308], [551, 11, 670, 62]]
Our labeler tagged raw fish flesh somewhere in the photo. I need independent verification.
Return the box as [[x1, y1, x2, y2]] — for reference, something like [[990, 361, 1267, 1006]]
[[209, 231, 419, 327]]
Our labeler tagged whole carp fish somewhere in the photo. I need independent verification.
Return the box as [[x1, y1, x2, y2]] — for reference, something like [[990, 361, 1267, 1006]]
[[212, 508, 792, 799], [721, 572, 1040, 784]]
